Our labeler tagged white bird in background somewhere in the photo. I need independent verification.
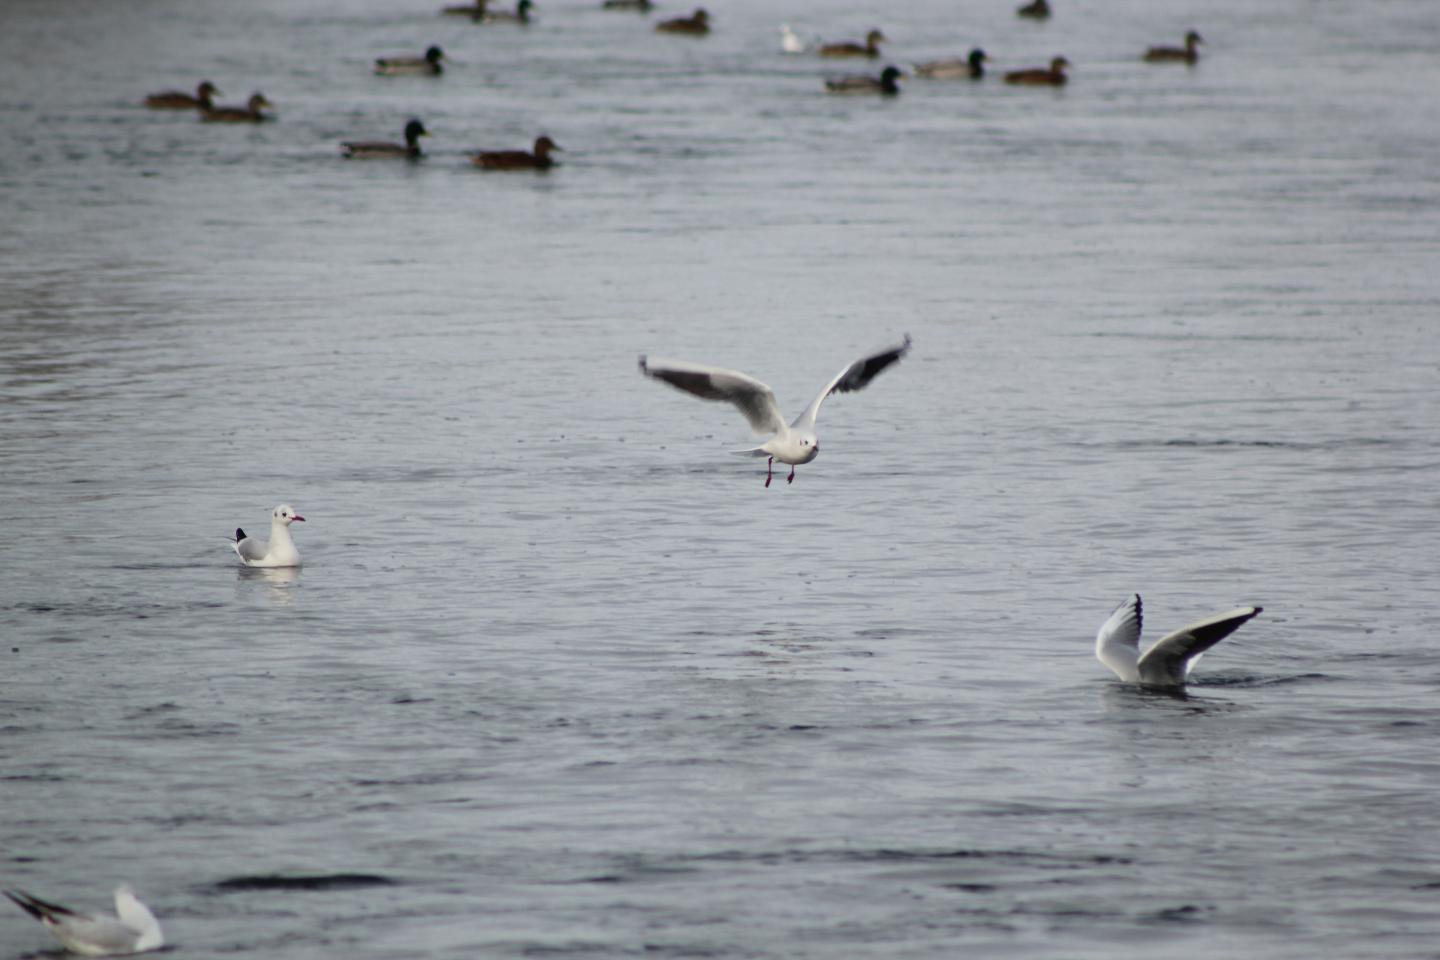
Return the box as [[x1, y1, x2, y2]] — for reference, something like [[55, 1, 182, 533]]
[[230, 504, 305, 567], [4, 886, 163, 956], [638, 335, 911, 487], [1095, 594, 1263, 687], [780, 24, 807, 54]]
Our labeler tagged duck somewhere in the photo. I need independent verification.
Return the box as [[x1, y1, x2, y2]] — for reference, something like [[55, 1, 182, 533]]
[[914, 48, 988, 80], [1003, 56, 1069, 85], [341, 119, 429, 159], [655, 8, 708, 34], [602, 0, 652, 9], [481, 0, 532, 23], [780, 24, 806, 54], [440, 0, 487, 14], [374, 45, 446, 76], [1144, 30, 1203, 63], [818, 28, 886, 58], [472, 135, 561, 170], [145, 80, 220, 110], [824, 64, 902, 96], [201, 93, 272, 122], [230, 504, 305, 568], [1016, 0, 1050, 20]]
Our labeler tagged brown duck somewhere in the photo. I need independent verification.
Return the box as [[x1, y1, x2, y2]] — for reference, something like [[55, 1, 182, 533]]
[[201, 93, 273, 122], [472, 136, 561, 170], [145, 81, 220, 110], [655, 8, 708, 34], [1003, 57, 1069, 86], [1144, 31, 1203, 64], [818, 29, 886, 58], [1016, 0, 1050, 20]]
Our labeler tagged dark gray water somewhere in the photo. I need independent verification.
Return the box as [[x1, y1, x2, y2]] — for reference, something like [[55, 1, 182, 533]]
[[3, 0, 1440, 957]]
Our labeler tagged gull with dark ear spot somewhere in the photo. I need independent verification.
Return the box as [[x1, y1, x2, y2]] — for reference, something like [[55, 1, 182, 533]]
[[5, 886, 163, 956], [230, 504, 305, 567], [638, 335, 911, 487], [1095, 594, 1263, 687]]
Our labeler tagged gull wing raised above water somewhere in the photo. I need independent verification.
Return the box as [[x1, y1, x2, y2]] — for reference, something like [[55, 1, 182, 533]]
[[1135, 605, 1263, 686], [793, 334, 911, 430]]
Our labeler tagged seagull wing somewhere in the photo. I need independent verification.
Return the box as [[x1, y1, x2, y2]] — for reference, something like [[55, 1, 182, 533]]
[[235, 535, 269, 564], [1136, 605, 1263, 686], [1095, 594, 1143, 682], [5, 891, 145, 955], [639, 356, 786, 437], [793, 334, 911, 430]]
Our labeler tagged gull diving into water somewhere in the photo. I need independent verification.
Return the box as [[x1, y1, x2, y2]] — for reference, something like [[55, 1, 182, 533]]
[[1095, 594, 1262, 687], [230, 503, 305, 567], [638, 335, 911, 487], [4, 886, 163, 956]]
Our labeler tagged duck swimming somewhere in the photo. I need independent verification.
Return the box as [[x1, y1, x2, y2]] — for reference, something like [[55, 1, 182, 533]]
[[602, 0, 652, 9], [1144, 30, 1203, 63], [655, 8, 709, 34], [472, 135, 561, 170], [481, 0, 532, 23], [914, 48, 988, 79], [1016, 0, 1050, 20], [825, 64, 902, 96], [342, 119, 429, 159], [201, 93, 272, 122], [440, 0, 487, 14], [1003, 56, 1069, 85], [818, 28, 886, 58], [145, 80, 219, 110], [374, 45, 446, 75]]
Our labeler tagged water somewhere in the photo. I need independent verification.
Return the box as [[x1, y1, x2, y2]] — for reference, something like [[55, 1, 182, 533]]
[[3, 0, 1440, 956]]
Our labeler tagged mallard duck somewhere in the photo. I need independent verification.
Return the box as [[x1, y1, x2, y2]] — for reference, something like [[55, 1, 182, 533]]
[[1003, 56, 1069, 85], [1144, 30, 1203, 63], [471, 135, 561, 170], [374, 45, 446, 76], [201, 93, 272, 122], [440, 0, 486, 14], [914, 48, 988, 79], [342, 119, 429, 159], [481, 0, 532, 23], [824, 64, 902, 96], [655, 8, 708, 33], [1016, 0, 1050, 20], [602, 0, 652, 10], [145, 80, 220, 110], [818, 28, 885, 58]]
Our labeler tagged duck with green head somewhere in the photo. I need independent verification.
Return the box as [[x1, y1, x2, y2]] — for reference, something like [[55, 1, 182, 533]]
[[342, 119, 430, 159]]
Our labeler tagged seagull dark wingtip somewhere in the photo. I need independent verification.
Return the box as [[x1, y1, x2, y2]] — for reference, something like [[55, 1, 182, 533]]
[[637, 355, 650, 375], [4, 890, 43, 921]]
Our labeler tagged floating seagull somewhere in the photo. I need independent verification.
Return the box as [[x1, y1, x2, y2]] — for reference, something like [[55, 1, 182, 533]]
[[638, 335, 911, 487], [230, 504, 305, 567], [4, 886, 163, 956], [779, 24, 806, 54], [1095, 594, 1262, 687]]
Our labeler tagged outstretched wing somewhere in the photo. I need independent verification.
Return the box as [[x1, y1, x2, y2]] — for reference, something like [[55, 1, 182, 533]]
[[1136, 605, 1262, 686], [5, 890, 144, 955], [639, 356, 786, 437], [1095, 594, 1143, 682], [793, 334, 911, 430]]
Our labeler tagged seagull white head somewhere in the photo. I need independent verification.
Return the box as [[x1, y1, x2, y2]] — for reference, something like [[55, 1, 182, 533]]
[[272, 504, 305, 525]]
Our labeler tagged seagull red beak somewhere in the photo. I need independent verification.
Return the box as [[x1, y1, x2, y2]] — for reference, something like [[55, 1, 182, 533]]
[[293, 515, 306, 522]]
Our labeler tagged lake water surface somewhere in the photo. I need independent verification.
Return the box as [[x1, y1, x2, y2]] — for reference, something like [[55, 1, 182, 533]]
[[3, 0, 1439, 957]]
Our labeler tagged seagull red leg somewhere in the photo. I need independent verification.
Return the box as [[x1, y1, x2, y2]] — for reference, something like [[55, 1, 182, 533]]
[[765, 457, 774, 488], [787, 464, 796, 484]]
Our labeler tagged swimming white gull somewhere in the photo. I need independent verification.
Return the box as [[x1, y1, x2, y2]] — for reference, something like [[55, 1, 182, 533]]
[[4, 886, 163, 956], [230, 504, 305, 567]]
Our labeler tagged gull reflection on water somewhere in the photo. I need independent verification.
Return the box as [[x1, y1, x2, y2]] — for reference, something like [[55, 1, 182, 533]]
[[237, 565, 300, 605]]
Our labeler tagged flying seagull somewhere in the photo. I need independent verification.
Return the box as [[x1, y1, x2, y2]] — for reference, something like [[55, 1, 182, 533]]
[[230, 503, 305, 567], [4, 886, 163, 956], [638, 335, 911, 487], [1095, 594, 1262, 687]]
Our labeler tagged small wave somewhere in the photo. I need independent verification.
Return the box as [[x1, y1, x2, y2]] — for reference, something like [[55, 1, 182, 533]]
[[210, 873, 394, 893]]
